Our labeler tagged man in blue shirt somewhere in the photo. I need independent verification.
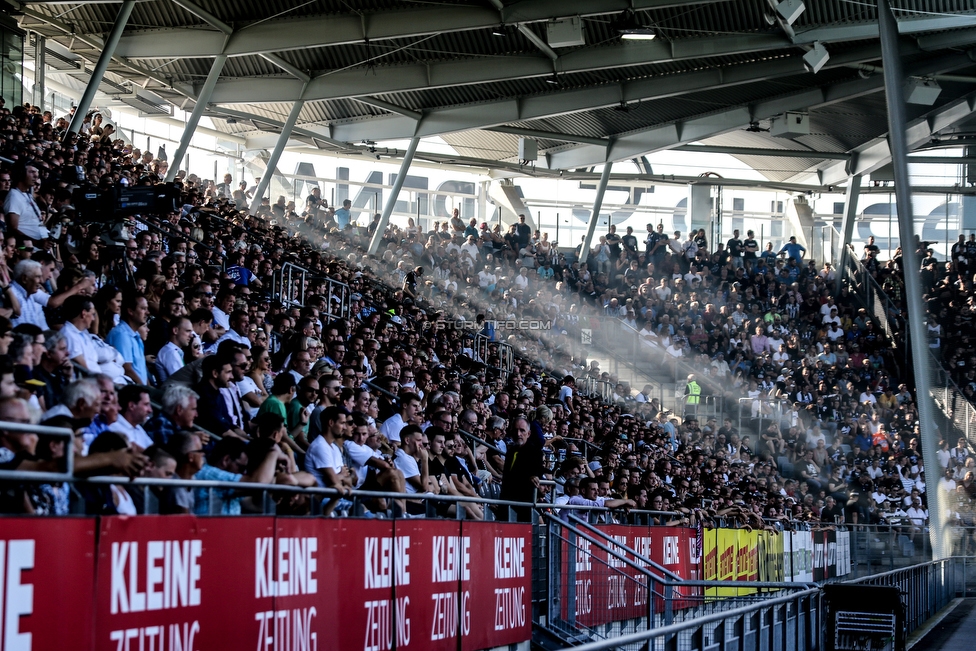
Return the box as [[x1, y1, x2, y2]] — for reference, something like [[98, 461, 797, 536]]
[[335, 199, 352, 230], [106, 294, 149, 385], [779, 236, 806, 263]]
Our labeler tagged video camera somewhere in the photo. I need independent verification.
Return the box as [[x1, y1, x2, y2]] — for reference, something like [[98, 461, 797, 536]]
[[72, 183, 182, 222]]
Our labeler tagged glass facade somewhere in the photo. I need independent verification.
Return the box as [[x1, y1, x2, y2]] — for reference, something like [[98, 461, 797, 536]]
[[0, 17, 23, 107]]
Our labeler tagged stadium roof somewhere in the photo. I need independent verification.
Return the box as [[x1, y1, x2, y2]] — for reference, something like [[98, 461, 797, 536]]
[[12, 0, 976, 185]]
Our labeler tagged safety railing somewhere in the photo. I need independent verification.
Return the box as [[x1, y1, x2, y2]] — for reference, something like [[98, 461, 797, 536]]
[[587, 316, 730, 418], [0, 420, 74, 480], [0, 470, 688, 524], [273, 260, 307, 308], [848, 558, 958, 634], [550, 576, 822, 651], [736, 396, 791, 442], [576, 376, 615, 403], [473, 332, 516, 380], [542, 514, 668, 645], [323, 275, 351, 321]]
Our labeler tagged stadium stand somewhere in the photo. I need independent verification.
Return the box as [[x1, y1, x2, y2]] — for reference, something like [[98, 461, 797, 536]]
[[0, 98, 968, 546]]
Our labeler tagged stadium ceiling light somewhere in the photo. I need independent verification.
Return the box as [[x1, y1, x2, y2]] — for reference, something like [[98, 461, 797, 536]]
[[617, 11, 657, 41]]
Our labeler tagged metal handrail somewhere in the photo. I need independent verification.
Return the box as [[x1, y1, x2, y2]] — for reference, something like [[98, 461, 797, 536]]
[[0, 421, 74, 479], [0, 471, 685, 518], [567, 513, 683, 582], [457, 426, 503, 454], [565, 587, 821, 651]]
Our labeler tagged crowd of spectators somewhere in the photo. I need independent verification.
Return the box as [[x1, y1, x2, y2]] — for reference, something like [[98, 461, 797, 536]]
[[0, 98, 972, 547]]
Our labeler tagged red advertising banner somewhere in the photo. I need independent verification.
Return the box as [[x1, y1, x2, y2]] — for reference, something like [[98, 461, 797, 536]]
[[557, 524, 701, 628], [0, 517, 96, 650], [389, 518, 466, 651], [94, 515, 276, 651], [270, 517, 341, 651], [9, 515, 532, 651], [597, 524, 651, 622], [461, 521, 532, 651], [324, 518, 396, 651], [558, 526, 606, 628]]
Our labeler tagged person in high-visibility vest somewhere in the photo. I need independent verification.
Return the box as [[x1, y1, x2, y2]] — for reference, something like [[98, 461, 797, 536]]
[[685, 374, 701, 409]]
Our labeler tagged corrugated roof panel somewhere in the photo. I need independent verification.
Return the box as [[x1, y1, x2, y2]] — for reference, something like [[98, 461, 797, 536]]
[[136, 56, 284, 80], [640, 0, 768, 39], [25, 2, 204, 35], [362, 49, 802, 113], [441, 130, 569, 161], [509, 72, 850, 140], [300, 99, 387, 123]]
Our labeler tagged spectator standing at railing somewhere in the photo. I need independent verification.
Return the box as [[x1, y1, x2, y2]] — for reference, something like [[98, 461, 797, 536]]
[[500, 417, 543, 521]]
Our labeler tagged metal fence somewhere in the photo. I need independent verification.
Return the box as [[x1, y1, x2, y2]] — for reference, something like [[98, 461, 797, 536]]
[[552, 555, 976, 651], [848, 558, 961, 633], [554, 584, 822, 651], [272, 260, 351, 321], [736, 397, 791, 445], [474, 332, 516, 380], [535, 514, 820, 651]]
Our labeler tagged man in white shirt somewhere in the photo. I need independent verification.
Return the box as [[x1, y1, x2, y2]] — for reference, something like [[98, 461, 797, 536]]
[[459, 235, 480, 268], [379, 392, 422, 444], [567, 478, 635, 510], [304, 406, 353, 492], [344, 414, 403, 495], [107, 385, 155, 450], [10, 260, 48, 329], [61, 295, 102, 374], [477, 264, 497, 290], [4, 162, 48, 241], [394, 425, 429, 496], [906, 499, 928, 530], [210, 291, 235, 333], [156, 317, 193, 383], [211, 310, 252, 351]]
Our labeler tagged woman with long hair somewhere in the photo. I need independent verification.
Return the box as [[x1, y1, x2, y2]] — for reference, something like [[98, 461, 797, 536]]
[[240, 345, 271, 418], [247, 345, 274, 397], [92, 285, 122, 339]]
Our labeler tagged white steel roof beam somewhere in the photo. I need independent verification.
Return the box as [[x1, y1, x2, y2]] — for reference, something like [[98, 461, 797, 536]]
[[111, 0, 723, 59], [321, 43, 889, 142], [818, 92, 976, 186], [208, 33, 793, 104], [107, 8, 976, 60], [545, 52, 976, 170]]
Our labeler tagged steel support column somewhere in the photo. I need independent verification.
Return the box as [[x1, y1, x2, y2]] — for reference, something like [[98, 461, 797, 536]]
[[165, 54, 227, 182], [878, 0, 944, 558], [578, 162, 613, 265], [63, 0, 135, 140], [249, 97, 306, 213], [368, 137, 420, 256], [32, 34, 45, 110], [835, 174, 861, 296]]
